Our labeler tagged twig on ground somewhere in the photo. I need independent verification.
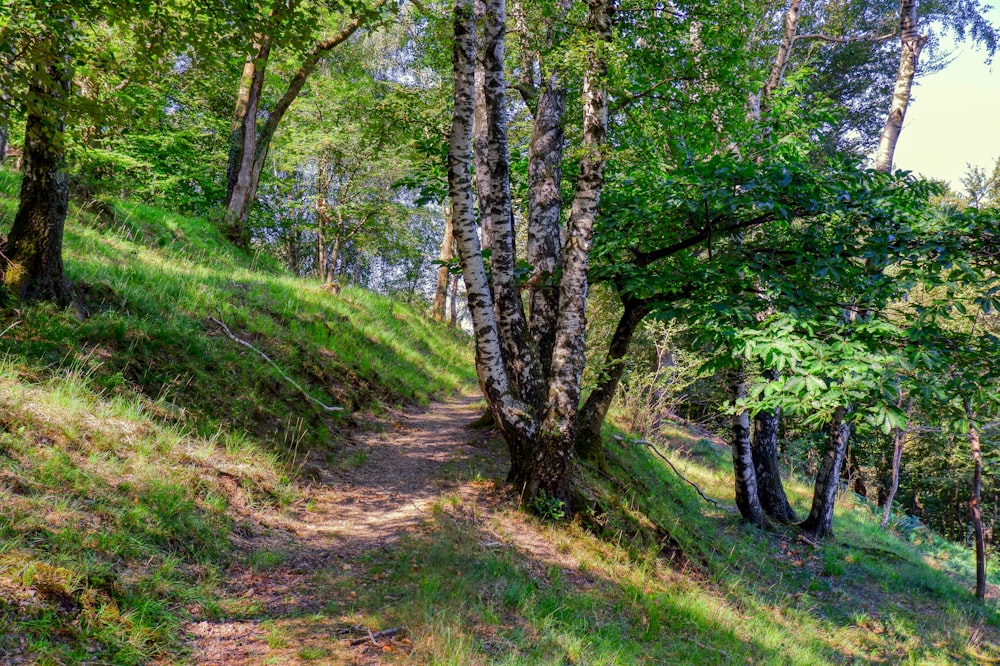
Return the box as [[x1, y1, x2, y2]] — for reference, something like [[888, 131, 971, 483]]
[[209, 314, 344, 412], [349, 627, 405, 646], [613, 435, 730, 511], [0, 320, 20, 338]]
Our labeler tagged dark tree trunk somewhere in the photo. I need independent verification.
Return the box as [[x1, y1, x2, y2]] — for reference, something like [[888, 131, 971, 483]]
[[730, 367, 769, 528], [880, 424, 906, 529], [0, 123, 8, 164], [575, 297, 650, 465], [3, 45, 73, 306], [751, 370, 796, 522], [800, 406, 851, 539], [965, 397, 987, 601], [526, 72, 566, 383]]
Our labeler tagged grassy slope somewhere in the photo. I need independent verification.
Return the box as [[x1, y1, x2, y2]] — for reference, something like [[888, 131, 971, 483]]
[[0, 170, 997, 664], [0, 171, 476, 663]]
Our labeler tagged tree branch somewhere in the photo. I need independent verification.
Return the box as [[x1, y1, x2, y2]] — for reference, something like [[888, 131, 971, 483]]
[[209, 315, 344, 412]]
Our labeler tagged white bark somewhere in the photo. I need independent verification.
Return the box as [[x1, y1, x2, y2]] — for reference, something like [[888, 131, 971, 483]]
[[874, 0, 927, 173]]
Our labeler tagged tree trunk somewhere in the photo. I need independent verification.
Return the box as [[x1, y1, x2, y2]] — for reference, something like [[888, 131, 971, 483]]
[[316, 155, 332, 283], [433, 202, 454, 320], [874, 0, 927, 173], [3, 42, 73, 306], [224, 6, 382, 245], [880, 424, 906, 529], [225, 40, 271, 246], [800, 406, 851, 539], [842, 441, 867, 497], [730, 367, 769, 527], [448, 0, 612, 510], [965, 397, 987, 601], [478, 0, 544, 411], [472, 40, 493, 255], [529, 0, 613, 505], [449, 273, 460, 326], [448, 0, 537, 485], [752, 370, 796, 522], [575, 297, 651, 465], [526, 72, 566, 383], [759, 0, 801, 113], [0, 123, 8, 164], [328, 210, 344, 284]]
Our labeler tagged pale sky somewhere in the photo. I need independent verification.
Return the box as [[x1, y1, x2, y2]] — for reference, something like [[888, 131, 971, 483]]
[[891, 7, 1000, 191]]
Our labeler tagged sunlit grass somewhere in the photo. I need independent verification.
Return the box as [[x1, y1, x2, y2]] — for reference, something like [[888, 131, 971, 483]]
[[0, 168, 476, 662]]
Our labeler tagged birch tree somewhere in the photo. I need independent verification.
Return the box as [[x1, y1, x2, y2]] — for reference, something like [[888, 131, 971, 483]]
[[448, 0, 613, 507], [222, 0, 388, 247]]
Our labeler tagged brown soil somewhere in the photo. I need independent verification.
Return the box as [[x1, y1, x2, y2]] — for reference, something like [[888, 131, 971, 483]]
[[180, 394, 584, 665]]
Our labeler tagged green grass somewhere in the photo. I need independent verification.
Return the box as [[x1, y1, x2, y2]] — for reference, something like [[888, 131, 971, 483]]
[[0, 169, 476, 663]]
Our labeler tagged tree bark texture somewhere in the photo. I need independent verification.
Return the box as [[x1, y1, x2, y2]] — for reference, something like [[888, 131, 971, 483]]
[[575, 297, 651, 464], [478, 0, 544, 410], [752, 370, 796, 522], [800, 406, 851, 539], [531, 0, 614, 504], [448, 0, 612, 509], [527, 72, 566, 384], [759, 0, 801, 112], [448, 0, 537, 483], [965, 397, 987, 601], [0, 123, 8, 164], [449, 273, 460, 326], [730, 367, 769, 528], [3, 42, 73, 305], [874, 0, 926, 173], [432, 202, 455, 320]]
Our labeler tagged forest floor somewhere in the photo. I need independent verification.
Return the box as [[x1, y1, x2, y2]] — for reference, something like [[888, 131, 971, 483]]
[[181, 394, 568, 665]]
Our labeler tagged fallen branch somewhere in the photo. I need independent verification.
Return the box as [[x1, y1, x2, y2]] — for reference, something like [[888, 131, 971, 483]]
[[613, 435, 729, 511], [0, 320, 20, 338], [209, 315, 344, 412], [349, 627, 405, 646]]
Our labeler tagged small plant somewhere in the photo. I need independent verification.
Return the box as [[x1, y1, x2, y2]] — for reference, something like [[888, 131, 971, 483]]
[[530, 491, 567, 522]]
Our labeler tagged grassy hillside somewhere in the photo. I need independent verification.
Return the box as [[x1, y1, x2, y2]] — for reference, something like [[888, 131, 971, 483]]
[[0, 172, 998, 665], [0, 171, 477, 662], [332, 424, 1000, 665]]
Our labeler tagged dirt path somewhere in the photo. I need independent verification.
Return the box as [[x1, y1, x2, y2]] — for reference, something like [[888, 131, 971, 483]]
[[183, 394, 492, 665]]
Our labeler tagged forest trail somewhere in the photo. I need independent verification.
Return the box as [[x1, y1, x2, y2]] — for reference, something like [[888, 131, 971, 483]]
[[182, 394, 498, 665]]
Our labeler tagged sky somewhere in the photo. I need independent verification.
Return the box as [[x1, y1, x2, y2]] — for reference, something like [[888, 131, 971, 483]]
[[891, 7, 1000, 191]]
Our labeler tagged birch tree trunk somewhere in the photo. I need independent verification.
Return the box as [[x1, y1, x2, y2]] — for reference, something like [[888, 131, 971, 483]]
[[752, 370, 796, 523], [528, 0, 613, 503], [3, 40, 73, 306], [527, 72, 567, 384], [448, 0, 537, 479], [433, 202, 455, 321], [874, 0, 927, 173], [478, 0, 544, 410], [800, 406, 851, 539], [759, 0, 801, 112], [730, 367, 769, 527], [448, 0, 612, 508]]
